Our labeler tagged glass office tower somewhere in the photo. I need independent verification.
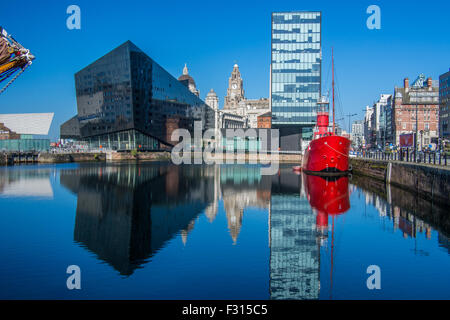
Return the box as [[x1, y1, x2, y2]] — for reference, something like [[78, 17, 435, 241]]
[[271, 12, 322, 148], [74, 41, 214, 150]]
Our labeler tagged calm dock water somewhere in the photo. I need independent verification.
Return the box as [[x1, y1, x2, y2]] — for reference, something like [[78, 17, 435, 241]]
[[0, 163, 448, 299]]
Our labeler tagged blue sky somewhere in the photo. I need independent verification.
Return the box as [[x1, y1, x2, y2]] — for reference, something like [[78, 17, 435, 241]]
[[1, 0, 449, 139]]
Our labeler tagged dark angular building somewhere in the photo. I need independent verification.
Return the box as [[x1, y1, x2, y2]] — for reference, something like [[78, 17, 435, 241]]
[[60, 115, 81, 140], [64, 41, 214, 150]]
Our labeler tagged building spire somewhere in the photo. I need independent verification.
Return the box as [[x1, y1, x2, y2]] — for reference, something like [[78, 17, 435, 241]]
[[183, 63, 188, 75]]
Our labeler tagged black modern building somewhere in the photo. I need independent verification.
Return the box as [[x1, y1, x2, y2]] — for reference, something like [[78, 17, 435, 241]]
[[62, 41, 214, 150], [60, 115, 81, 140]]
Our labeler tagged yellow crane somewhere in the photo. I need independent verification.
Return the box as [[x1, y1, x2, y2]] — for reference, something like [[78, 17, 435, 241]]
[[0, 26, 35, 95]]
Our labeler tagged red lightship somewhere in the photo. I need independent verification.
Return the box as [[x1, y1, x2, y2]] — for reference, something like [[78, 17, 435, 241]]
[[302, 49, 351, 175]]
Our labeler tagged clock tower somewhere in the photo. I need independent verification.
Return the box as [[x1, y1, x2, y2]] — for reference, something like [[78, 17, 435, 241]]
[[224, 64, 245, 110]]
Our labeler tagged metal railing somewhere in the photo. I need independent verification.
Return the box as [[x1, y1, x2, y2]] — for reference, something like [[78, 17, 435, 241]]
[[356, 150, 449, 166]]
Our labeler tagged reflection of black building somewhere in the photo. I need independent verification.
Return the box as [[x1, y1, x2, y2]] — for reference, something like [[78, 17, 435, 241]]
[[60, 164, 215, 276], [62, 41, 214, 150]]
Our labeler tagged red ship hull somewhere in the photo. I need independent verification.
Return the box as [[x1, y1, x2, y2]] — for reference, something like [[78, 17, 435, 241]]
[[302, 135, 351, 174]]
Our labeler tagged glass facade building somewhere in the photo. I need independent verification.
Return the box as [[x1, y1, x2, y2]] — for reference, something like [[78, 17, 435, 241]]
[[271, 12, 322, 142], [74, 41, 214, 150], [0, 138, 50, 152]]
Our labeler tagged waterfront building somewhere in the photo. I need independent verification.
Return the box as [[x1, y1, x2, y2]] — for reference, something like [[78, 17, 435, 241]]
[[439, 69, 450, 141], [363, 105, 374, 149], [257, 112, 272, 128], [60, 115, 81, 141], [351, 120, 364, 150], [205, 88, 219, 111], [224, 64, 245, 111], [370, 94, 392, 149], [205, 88, 220, 133], [178, 64, 200, 97], [393, 75, 439, 149], [218, 111, 247, 129], [238, 98, 270, 128], [62, 41, 214, 150], [0, 113, 53, 152], [205, 88, 248, 130], [271, 11, 322, 151], [223, 64, 270, 128]]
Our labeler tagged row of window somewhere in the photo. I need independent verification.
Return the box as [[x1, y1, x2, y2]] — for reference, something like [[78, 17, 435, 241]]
[[273, 14, 320, 24], [272, 35, 320, 44], [272, 83, 320, 93]]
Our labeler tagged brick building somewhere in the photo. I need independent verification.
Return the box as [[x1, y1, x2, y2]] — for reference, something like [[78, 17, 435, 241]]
[[0, 122, 20, 140], [392, 75, 439, 149], [257, 112, 272, 129]]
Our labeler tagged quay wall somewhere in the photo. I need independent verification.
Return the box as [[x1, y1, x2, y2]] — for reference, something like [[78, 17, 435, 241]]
[[38, 153, 106, 163], [3, 151, 301, 165], [107, 151, 300, 163], [350, 158, 450, 205], [106, 151, 171, 161]]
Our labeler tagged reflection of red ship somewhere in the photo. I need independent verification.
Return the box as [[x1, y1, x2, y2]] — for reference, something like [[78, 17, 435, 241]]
[[304, 174, 350, 234], [302, 49, 351, 175], [303, 173, 350, 299]]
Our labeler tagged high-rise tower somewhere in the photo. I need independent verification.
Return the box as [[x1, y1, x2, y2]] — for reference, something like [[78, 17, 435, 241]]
[[271, 12, 322, 150]]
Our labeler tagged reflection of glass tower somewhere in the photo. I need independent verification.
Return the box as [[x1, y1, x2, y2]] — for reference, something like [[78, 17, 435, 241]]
[[271, 12, 322, 147], [269, 174, 319, 300]]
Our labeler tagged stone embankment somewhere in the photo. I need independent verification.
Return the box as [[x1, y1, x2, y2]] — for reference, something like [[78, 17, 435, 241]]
[[37, 153, 106, 163], [106, 151, 171, 161], [350, 158, 450, 206]]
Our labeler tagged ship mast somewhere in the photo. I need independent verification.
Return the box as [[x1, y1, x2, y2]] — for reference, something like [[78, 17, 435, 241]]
[[332, 47, 335, 135]]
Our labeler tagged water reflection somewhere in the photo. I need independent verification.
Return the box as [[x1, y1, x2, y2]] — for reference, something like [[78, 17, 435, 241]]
[[60, 165, 215, 275], [0, 168, 54, 198], [58, 164, 351, 298], [3, 163, 445, 299], [269, 171, 319, 300]]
